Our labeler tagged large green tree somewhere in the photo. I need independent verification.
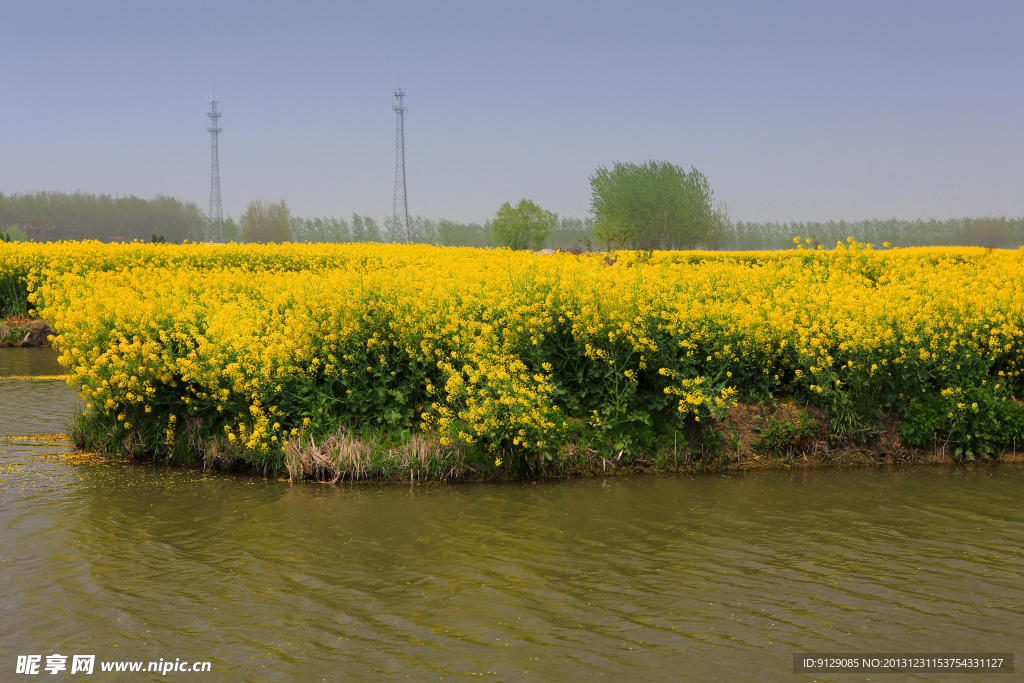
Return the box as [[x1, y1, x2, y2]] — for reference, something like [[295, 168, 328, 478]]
[[589, 161, 717, 250], [240, 199, 293, 244], [492, 199, 557, 250]]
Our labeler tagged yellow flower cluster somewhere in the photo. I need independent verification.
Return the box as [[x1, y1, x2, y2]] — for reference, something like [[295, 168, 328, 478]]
[[10, 240, 1023, 466]]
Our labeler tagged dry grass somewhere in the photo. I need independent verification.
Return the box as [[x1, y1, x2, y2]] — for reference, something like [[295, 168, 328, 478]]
[[282, 428, 470, 483]]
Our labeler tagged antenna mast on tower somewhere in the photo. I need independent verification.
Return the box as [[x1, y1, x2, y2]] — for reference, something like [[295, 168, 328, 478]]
[[207, 95, 223, 242], [392, 88, 410, 242]]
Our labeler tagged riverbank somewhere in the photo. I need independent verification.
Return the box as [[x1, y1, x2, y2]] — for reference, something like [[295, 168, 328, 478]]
[[64, 398, 1021, 483], [0, 316, 52, 347], [254, 401, 1024, 482]]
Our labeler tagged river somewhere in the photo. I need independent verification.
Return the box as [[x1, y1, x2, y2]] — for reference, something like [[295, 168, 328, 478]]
[[1, 348, 1021, 681]]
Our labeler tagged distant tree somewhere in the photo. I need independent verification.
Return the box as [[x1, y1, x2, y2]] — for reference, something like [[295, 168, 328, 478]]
[[492, 199, 557, 250], [0, 191, 204, 242], [351, 214, 366, 242], [363, 216, 382, 242], [323, 216, 349, 243], [292, 215, 351, 243], [437, 219, 492, 247], [384, 213, 404, 242], [408, 216, 439, 244], [706, 200, 731, 250], [967, 217, 1012, 249], [3, 225, 26, 242], [546, 217, 595, 251], [240, 199, 292, 244], [222, 216, 240, 243], [589, 161, 717, 250]]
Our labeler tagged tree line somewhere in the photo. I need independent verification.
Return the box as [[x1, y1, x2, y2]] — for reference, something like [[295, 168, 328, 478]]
[[4, 173, 1022, 251], [0, 191, 206, 242], [721, 216, 1024, 250], [251, 207, 592, 249], [291, 213, 593, 249]]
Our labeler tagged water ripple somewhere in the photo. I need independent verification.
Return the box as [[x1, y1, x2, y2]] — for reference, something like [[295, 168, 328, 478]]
[[1, 445, 1022, 680]]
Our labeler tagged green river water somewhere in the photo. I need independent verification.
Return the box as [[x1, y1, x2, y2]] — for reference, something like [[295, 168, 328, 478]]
[[1, 348, 1021, 681]]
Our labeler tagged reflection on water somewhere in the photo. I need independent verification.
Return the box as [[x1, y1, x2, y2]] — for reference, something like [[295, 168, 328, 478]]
[[0, 347, 67, 377], [0, 347, 79, 436], [0, 380, 80, 436], [0, 353, 1021, 680]]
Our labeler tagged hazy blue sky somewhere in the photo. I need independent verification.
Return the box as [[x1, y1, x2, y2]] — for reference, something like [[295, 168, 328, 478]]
[[1, 1, 1021, 223]]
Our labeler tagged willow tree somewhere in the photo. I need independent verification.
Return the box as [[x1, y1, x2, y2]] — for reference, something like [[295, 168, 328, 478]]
[[589, 161, 717, 250]]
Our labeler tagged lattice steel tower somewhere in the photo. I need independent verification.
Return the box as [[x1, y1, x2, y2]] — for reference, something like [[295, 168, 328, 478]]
[[207, 95, 224, 242], [392, 88, 410, 241]]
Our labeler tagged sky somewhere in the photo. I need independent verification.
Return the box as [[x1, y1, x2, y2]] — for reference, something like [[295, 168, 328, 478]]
[[1, 1, 1021, 224]]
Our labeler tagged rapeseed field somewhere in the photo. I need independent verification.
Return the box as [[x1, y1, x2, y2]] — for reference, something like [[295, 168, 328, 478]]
[[5, 240, 1024, 475]]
